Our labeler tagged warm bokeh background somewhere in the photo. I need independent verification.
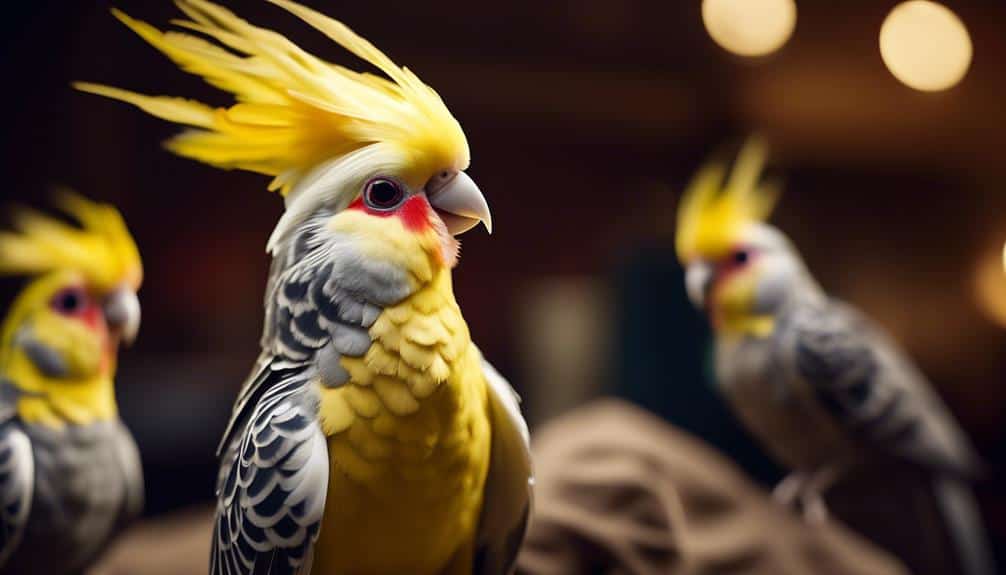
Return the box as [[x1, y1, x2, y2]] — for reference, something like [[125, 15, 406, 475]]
[[1, 0, 1004, 571]]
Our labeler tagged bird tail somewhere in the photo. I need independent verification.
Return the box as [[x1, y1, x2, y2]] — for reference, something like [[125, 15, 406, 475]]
[[932, 476, 997, 575]]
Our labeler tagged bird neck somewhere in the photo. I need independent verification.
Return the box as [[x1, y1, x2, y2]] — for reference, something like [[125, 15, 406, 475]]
[[320, 265, 473, 436], [715, 310, 776, 339], [6, 349, 118, 428], [714, 267, 825, 339]]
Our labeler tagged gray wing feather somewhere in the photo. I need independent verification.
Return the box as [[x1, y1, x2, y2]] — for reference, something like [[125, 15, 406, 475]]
[[218, 222, 394, 457], [932, 476, 996, 575], [0, 406, 32, 566], [784, 301, 982, 478], [112, 422, 144, 526], [475, 354, 533, 575], [211, 371, 329, 575], [213, 214, 416, 574]]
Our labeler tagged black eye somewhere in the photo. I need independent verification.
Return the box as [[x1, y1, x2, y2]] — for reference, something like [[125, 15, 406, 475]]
[[52, 288, 85, 315], [733, 249, 750, 265], [363, 178, 405, 210]]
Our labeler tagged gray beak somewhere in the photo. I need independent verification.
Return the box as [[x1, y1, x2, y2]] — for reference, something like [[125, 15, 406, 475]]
[[104, 288, 141, 346], [685, 261, 715, 309], [425, 171, 493, 235]]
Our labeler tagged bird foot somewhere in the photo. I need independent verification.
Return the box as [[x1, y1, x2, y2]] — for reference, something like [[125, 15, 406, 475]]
[[772, 472, 805, 506], [772, 472, 832, 524], [800, 490, 830, 524]]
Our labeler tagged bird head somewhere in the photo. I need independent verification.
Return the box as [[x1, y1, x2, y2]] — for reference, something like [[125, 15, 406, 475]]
[[74, 0, 491, 282], [0, 193, 142, 393], [676, 138, 811, 337], [327, 171, 489, 272]]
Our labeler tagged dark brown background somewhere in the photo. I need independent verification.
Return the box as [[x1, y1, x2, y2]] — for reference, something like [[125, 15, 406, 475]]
[[1, 0, 1004, 569]]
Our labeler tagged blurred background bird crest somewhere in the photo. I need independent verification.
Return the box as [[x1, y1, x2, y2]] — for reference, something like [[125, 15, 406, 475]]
[[0, 191, 142, 426], [675, 136, 779, 265]]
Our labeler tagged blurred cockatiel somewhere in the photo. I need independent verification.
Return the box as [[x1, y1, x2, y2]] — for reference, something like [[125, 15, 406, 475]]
[[75, 1, 532, 573], [0, 193, 143, 575], [676, 138, 994, 575]]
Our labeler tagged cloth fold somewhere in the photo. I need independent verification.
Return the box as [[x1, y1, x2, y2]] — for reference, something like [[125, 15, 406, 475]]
[[516, 399, 909, 575]]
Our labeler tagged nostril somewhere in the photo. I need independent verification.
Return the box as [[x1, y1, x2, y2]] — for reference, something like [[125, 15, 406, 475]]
[[424, 169, 458, 196]]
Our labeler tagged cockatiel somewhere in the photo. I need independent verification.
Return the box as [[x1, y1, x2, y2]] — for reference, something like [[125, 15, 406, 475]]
[[0, 193, 143, 574], [676, 138, 995, 575], [75, 1, 532, 574]]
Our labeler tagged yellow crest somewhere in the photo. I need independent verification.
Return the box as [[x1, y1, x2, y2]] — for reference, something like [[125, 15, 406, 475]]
[[675, 137, 780, 262], [74, 0, 470, 196], [0, 192, 142, 291]]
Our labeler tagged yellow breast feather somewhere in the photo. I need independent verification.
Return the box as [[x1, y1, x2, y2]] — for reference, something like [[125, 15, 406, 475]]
[[314, 267, 491, 574]]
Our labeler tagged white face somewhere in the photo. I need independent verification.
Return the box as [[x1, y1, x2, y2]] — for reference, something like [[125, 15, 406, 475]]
[[744, 225, 804, 314], [268, 149, 491, 257], [685, 223, 804, 316]]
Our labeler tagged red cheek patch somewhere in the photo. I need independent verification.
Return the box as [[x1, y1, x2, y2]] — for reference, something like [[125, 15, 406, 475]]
[[80, 305, 102, 330], [398, 196, 431, 232], [346, 196, 367, 214], [347, 196, 431, 232]]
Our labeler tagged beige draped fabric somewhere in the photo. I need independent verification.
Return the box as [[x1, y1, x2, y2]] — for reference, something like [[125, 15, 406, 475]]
[[516, 399, 909, 575]]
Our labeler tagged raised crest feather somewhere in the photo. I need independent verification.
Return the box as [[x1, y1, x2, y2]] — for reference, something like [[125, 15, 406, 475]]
[[676, 136, 781, 262], [0, 191, 142, 290], [74, 0, 470, 198]]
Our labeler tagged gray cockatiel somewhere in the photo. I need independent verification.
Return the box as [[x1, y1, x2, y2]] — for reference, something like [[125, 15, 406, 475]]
[[0, 193, 144, 574], [675, 138, 995, 575]]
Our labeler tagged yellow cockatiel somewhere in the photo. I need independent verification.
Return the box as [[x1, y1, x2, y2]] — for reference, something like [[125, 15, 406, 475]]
[[0, 193, 143, 574], [75, 2, 532, 574]]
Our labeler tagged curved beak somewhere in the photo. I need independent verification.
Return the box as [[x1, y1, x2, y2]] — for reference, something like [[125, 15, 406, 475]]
[[426, 171, 492, 235], [104, 288, 141, 346], [685, 261, 715, 309]]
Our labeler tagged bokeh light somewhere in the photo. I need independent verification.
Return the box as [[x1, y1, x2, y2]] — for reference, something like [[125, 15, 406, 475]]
[[879, 1, 972, 92], [702, 0, 797, 57], [974, 238, 1006, 328]]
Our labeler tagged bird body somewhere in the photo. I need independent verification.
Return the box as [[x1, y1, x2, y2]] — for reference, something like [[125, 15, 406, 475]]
[[313, 267, 492, 575], [0, 194, 143, 574], [202, 196, 527, 575], [714, 296, 977, 478], [2, 420, 142, 575], [677, 138, 993, 575], [77, 2, 532, 573], [714, 324, 859, 473]]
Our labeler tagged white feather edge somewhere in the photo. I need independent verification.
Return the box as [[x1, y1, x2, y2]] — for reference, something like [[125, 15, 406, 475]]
[[0, 428, 34, 565], [476, 348, 534, 573]]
